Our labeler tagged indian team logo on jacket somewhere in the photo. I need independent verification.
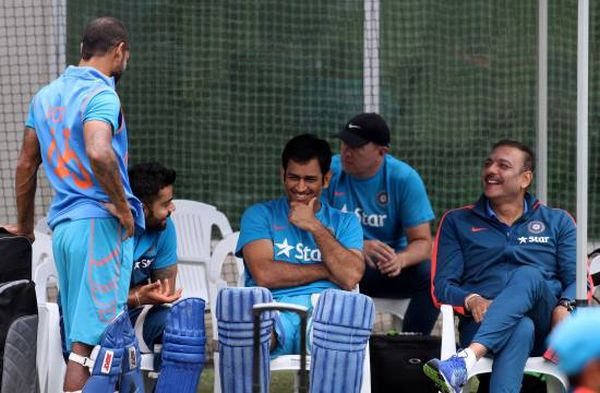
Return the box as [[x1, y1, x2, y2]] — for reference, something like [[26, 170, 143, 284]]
[[376, 191, 389, 206], [528, 221, 545, 234]]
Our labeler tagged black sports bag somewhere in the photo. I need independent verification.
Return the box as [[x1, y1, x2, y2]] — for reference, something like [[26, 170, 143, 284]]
[[369, 333, 441, 393], [0, 229, 38, 393]]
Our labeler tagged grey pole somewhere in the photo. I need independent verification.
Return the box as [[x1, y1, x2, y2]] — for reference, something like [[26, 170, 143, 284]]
[[536, 0, 548, 204], [576, 0, 589, 306], [364, 0, 380, 113]]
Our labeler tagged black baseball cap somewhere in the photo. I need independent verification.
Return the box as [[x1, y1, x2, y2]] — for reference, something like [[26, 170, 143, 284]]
[[337, 113, 391, 147]]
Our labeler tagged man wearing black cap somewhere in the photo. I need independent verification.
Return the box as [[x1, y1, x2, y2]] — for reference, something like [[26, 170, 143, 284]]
[[324, 112, 439, 334]]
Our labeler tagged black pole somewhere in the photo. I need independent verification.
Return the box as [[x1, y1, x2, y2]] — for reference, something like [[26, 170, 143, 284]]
[[299, 315, 308, 393], [252, 303, 310, 393], [252, 313, 262, 393]]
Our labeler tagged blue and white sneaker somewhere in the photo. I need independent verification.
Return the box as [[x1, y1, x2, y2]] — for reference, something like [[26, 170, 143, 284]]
[[423, 354, 468, 393]]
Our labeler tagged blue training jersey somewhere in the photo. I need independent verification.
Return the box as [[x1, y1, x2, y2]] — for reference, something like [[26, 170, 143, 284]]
[[325, 154, 434, 252], [25, 66, 143, 230], [130, 217, 178, 287], [236, 196, 363, 299]]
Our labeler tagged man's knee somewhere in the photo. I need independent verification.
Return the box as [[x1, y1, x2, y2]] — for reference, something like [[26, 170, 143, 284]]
[[512, 265, 544, 283], [506, 317, 535, 354], [508, 266, 546, 295]]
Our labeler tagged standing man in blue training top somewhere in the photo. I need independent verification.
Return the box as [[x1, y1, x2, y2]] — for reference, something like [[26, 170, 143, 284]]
[[126, 162, 181, 354], [6, 17, 144, 391], [424, 140, 576, 393], [325, 112, 438, 334], [237, 133, 365, 356]]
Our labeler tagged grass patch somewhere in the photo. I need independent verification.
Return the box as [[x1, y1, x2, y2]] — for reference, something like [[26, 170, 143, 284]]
[[197, 366, 296, 393]]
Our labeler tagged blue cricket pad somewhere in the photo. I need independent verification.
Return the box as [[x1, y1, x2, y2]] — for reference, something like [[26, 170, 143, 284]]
[[155, 297, 207, 393], [309, 289, 374, 393], [118, 307, 144, 393], [82, 311, 127, 393], [216, 287, 274, 393]]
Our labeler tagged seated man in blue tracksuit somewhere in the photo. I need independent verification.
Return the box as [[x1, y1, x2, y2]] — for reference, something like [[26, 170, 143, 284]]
[[423, 140, 577, 393], [126, 162, 182, 353]]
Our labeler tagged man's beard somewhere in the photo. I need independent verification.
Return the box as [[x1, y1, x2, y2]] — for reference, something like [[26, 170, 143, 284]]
[[145, 213, 167, 231]]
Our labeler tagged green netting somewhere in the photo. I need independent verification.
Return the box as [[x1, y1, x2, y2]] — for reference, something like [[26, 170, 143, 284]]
[[2, 0, 600, 238]]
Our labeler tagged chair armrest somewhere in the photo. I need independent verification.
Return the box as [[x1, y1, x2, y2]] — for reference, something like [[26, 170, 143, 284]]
[[440, 304, 457, 360]]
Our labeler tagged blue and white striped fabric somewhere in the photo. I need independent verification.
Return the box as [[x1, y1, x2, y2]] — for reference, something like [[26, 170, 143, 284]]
[[309, 289, 374, 393], [216, 287, 274, 393]]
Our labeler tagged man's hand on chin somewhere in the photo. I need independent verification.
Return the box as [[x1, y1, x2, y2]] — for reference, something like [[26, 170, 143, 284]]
[[289, 197, 320, 231]]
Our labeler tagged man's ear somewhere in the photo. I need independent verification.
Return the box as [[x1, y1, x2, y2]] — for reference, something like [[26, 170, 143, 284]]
[[521, 170, 533, 190], [379, 145, 389, 157], [112, 41, 126, 60], [323, 170, 332, 188]]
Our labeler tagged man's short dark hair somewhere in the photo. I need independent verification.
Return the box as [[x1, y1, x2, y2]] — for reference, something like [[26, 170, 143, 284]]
[[491, 139, 535, 172], [80, 17, 129, 61], [128, 162, 176, 204], [281, 134, 332, 175]]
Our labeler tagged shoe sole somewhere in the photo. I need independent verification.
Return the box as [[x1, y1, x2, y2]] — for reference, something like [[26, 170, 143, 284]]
[[423, 361, 455, 393]]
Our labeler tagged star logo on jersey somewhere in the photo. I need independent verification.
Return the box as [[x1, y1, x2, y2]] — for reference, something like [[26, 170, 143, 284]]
[[134, 258, 154, 270], [275, 238, 294, 257], [518, 236, 528, 244]]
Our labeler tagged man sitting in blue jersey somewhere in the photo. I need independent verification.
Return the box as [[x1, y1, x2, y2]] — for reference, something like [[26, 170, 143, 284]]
[[236, 133, 365, 357], [126, 162, 182, 354], [424, 140, 576, 393], [325, 112, 438, 334]]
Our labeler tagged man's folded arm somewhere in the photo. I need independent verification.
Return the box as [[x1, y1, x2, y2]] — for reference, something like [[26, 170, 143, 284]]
[[310, 222, 364, 291], [243, 239, 330, 289]]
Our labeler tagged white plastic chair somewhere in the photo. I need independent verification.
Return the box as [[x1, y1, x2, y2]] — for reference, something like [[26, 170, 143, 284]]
[[31, 230, 54, 283], [33, 254, 66, 393], [172, 199, 232, 303], [371, 297, 410, 331], [207, 232, 372, 393], [439, 304, 568, 393], [137, 200, 231, 377]]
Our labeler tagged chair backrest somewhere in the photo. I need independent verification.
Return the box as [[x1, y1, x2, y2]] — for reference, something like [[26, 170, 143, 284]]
[[589, 248, 600, 287], [172, 199, 233, 301], [207, 231, 242, 343], [32, 252, 59, 304], [31, 230, 53, 275]]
